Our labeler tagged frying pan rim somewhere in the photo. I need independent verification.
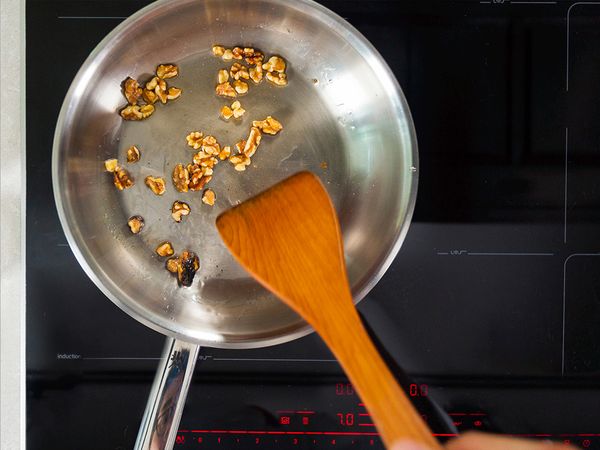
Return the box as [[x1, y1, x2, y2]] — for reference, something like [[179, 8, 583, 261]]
[[51, 0, 419, 349]]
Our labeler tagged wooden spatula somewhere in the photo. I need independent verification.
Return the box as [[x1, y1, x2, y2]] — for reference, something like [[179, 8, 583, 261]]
[[216, 171, 441, 449]]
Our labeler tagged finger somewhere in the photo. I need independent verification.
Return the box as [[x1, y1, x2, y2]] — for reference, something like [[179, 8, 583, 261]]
[[446, 432, 579, 450], [390, 439, 432, 450]]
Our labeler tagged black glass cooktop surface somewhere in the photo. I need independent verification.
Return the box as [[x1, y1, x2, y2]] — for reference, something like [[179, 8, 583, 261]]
[[27, 1, 600, 449]]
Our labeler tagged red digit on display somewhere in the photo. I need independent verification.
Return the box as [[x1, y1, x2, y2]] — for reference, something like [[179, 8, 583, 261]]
[[255, 438, 260, 444], [293, 438, 299, 445]]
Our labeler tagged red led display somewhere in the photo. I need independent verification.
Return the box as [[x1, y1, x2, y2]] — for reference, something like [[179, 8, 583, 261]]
[[280, 416, 291, 425]]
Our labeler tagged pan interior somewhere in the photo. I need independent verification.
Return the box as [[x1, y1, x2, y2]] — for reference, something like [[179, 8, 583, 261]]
[[53, 0, 417, 347]]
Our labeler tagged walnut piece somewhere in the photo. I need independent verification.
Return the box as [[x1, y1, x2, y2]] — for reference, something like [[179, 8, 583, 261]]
[[177, 250, 200, 287], [126, 145, 141, 163], [142, 89, 158, 104], [166, 257, 179, 273], [252, 116, 283, 135], [216, 82, 237, 98], [218, 146, 231, 160], [220, 105, 234, 120], [244, 48, 264, 66], [229, 153, 251, 171], [266, 71, 288, 86], [171, 201, 191, 223], [233, 80, 249, 94], [221, 101, 245, 120], [218, 69, 229, 84], [113, 166, 134, 190], [232, 47, 244, 60], [230, 62, 250, 81], [120, 104, 155, 120], [212, 45, 225, 57], [234, 140, 246, 154], [156, 241, 174, 257], [242, 126, 262, 157], [172, 164, 189, 192], [222, 49, 234, 61], [104, 159, 118, 172], [187, 164, 212, 191], [146, 76, 159, 91], [192, 151, 218, 168], [262, 55, 286, 73], [156, 64, 178, 79], [145, 176, 166, 195], [201, 135, 221, 156], [232, 100, 245, 118], [123, 77, 142, 104], [202, 189, 216, 206], [167, 87, 182, 100], [127, 215, 144, 234], [186, 131, 204, 149], [249, 65, 263, 84]]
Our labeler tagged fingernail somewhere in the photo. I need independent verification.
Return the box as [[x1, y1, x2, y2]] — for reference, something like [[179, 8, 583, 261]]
[[390, 440, 430, 450]]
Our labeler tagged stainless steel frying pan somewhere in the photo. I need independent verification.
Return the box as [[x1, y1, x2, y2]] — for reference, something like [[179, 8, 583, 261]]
[[52, 0, 418, 448]]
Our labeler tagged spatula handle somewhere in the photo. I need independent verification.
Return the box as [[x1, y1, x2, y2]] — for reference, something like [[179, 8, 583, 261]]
[[319, 310, 443, 449]]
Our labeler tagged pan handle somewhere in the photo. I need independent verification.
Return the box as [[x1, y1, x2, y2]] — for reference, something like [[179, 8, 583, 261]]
[[134, 337, 200, 450]]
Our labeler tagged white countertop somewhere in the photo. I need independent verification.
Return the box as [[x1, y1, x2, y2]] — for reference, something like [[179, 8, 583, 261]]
[[1, 0, 25, 448]]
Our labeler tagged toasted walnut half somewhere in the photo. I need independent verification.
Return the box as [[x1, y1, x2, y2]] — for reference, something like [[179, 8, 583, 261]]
[[249, 65, 263, 84], [212, 45, 225, 57], [127, 215, 144, 234], [120, 104, 155, 120], [156, 241, 174, 257], [171, 201, 191, 223], [266, 72, 288, 86], [126, 145, 141, 163], [177, 250, 200, 287], [145, 176, 166, 195], [202, 189, 216, 206], [156, 64, 178, 79], [216, 82, 237, 98], [104, 158, 118, 172], [262, 55, 286, 73], [113, 166, 134, 190], [186, 131, 204, 149], [252, 116, 283, 135], [123, 77, 142, 105], [172, 164, 189, 193], [233, 80, 249, 94]]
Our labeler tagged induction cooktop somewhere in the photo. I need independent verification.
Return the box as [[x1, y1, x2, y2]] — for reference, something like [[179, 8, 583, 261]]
[[26, 1, 600, 449]]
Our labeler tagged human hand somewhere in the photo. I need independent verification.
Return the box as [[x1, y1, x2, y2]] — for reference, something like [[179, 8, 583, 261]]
[[392, 432, 579, 450]]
